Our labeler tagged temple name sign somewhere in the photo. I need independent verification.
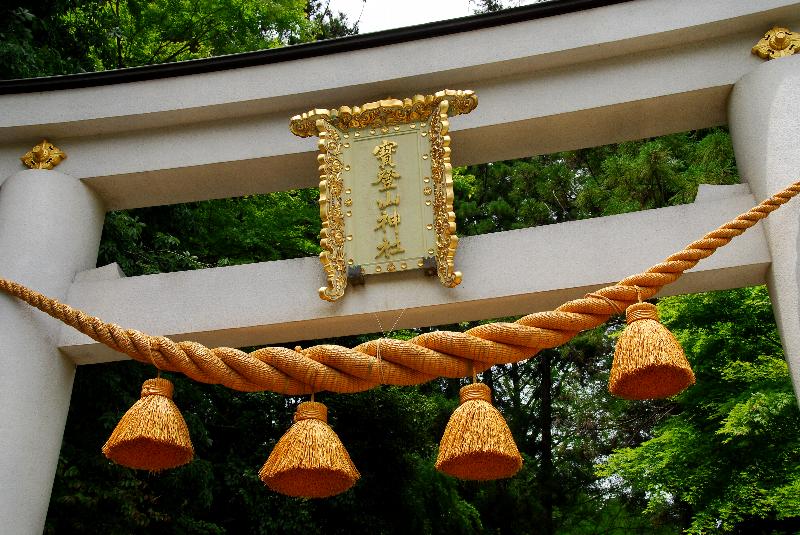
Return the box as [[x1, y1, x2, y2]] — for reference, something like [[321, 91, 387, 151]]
[[290, 90, 478, 301]]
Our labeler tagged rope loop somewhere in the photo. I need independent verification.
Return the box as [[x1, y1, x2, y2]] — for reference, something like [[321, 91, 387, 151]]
[[1, 181, 798, 394]]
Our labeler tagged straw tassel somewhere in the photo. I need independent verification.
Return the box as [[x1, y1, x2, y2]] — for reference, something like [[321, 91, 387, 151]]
[[610, 302, 695, 399], [259, 401, 360, 498], [102, 377, 194, 471], [436, 383, 522, 480]]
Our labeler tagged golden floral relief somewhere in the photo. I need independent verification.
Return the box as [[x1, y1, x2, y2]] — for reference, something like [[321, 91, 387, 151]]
[[21, 140, 66, 170], [316, 121, 348, 302], [428, 102, 462, 288], [752, 27, 799, 60], [290, 90, 477, 138]]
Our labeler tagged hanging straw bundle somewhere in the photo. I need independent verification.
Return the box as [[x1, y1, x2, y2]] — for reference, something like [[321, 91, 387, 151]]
[[436, 382, 522, 480], [609, 302, 695, 399], [102, 377, 194, 471], [259, 401, 359, 498]]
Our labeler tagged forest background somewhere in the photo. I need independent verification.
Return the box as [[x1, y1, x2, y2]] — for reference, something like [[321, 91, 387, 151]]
[[2, 1, 800, 533]]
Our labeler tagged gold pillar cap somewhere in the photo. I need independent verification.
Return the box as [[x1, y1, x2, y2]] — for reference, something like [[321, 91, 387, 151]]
[[21, 140, 66, 170]]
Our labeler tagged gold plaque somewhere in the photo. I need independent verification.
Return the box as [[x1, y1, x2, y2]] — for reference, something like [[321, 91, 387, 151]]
[[290, 90, 478, 301]]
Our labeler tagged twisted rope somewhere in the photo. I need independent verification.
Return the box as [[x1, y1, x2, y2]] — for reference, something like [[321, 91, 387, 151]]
[[2, 182, 799, 395]]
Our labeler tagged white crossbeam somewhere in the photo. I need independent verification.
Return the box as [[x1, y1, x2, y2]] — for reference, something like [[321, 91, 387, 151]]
[[58, 185, 770, 364], [1, 1, 798, 209]]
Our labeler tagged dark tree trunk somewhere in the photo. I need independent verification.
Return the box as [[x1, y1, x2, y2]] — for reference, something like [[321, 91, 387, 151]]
[[538, 352, 554, 535]]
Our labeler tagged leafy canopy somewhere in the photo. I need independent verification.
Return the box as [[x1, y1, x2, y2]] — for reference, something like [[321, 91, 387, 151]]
[[599, 287, 800, 534], [1, 0, 356, 78]]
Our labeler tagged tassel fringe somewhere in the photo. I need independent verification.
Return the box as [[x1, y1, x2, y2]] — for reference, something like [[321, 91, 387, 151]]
[[102, 378, 194, 471], [610, 302, 695, 399], [259, 401, 359, 498], [436, 383, 522, 480]]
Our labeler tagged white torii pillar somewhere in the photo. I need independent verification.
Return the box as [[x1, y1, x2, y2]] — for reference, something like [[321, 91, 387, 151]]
[[0, 168, 104, 534], [729, 54, 800, 402]]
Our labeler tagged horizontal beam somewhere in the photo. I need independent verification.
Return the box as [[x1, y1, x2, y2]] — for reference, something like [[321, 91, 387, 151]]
[[1, 1, 798, 208], [57, 184, 771, 364], [3, 0, 783, 132]]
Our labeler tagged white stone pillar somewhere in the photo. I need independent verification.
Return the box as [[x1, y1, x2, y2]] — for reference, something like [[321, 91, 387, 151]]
[[729, 55, 800, 401], [0, 169, 104, 534]]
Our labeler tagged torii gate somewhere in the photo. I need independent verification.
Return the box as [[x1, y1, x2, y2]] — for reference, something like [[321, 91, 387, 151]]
[[2, 0, 800, 532]]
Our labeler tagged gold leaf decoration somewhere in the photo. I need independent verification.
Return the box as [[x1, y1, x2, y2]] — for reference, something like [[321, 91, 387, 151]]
[[428, 101, 462, 288], [316, 121, 348, 302], [21, 140, 66, 170], [290, 90, 478, 138], [752, 27, 799, 60]]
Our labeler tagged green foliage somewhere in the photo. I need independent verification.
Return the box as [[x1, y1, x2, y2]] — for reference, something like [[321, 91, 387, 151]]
[[322, 387, 484, 534], [1, 4, 92, 78], [558, 496, 678, 535], [60, 0, 312, 70], [99, 190, 322, 275], [599, 287, 800, 534], [454, 129, 738, 235], [1, 0, 357, 79], [299, 0, 360, 42]]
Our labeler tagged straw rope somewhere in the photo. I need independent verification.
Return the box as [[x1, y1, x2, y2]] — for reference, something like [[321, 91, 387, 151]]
[[1, 182, 799, 395]]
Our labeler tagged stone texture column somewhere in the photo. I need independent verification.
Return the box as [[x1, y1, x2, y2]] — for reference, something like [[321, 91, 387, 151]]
[[729, 54, 800, 401], [0, 168, 105, 534]]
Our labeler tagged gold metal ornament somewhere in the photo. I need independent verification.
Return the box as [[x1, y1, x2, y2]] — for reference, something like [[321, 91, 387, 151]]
[[428, 102, 462, 288], [290, 90, 478, 138], [292, 90, 476, 301], [752, 27, 799, 60], [21, 140, 66, 170], [317, 123, 348, 302]]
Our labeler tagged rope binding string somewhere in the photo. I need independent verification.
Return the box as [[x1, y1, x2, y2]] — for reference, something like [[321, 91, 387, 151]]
[[0, 181, 797, 395]]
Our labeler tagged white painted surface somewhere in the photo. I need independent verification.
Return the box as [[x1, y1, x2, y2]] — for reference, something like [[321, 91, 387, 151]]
[[0, 1, 797, 209], [0, 0, 793, 132], [729, 55, 800, 400], [0, 170, 105, 534], [59, 185, 770, 364]]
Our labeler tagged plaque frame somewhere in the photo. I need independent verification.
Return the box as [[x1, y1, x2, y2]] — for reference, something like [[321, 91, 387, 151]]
[[289, 90, 478, 301]]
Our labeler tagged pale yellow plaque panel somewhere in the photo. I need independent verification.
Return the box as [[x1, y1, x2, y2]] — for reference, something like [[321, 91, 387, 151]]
[[289, 90, 478, 301], [340, 124, 436, 274]]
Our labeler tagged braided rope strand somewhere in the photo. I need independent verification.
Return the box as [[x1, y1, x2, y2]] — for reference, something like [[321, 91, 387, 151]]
[[2, 182, 798, 394]]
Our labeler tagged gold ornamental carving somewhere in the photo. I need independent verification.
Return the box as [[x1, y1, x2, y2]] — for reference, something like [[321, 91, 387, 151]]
[[291, 90, 476, 301], [21, 140, 66, 170], [752, 27, 799, 60], [428, 101, 462, 288], [317, 122, 348, 302], [290, 90, 478, 138]]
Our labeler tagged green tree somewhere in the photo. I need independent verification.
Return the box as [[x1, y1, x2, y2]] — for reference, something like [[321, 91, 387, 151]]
[[454, 130, 738, 236], [1, 3, 91, 78], [99, 190, 323, 275], [1, 0, 357, 78], [298, 0, 361, 42], [599, 287, 800, 534]]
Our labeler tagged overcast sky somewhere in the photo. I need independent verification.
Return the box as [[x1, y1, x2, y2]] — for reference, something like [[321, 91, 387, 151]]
[[327, 0, 540, 34]]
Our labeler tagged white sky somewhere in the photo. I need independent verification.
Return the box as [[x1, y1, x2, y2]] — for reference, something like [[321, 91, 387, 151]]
[[327, 0, 540, 34]]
